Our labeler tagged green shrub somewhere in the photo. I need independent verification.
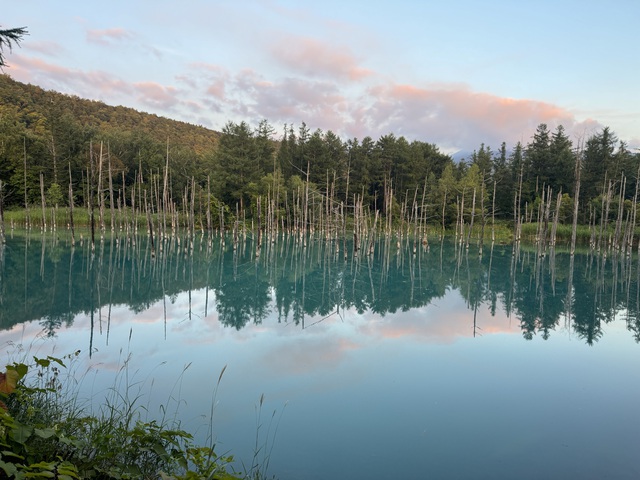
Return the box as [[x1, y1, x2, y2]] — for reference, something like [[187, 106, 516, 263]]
[[0, 352, 243, 479]]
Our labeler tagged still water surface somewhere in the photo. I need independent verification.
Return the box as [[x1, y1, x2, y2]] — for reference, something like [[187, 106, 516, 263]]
[[1, 232, 639, 479]]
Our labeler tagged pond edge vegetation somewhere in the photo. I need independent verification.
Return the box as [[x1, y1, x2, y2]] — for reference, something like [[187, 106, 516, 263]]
[[0, 347, 282, 479]]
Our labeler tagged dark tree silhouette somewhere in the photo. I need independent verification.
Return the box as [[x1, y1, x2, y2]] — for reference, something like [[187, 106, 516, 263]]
[[0, 26, 27, 67]]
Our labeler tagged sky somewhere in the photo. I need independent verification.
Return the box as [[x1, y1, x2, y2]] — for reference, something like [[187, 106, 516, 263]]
[[4, 0, 640, 154]]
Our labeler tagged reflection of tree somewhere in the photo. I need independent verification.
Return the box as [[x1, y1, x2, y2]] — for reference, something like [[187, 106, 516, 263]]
[[214, 262, 271, 330], [506, 253, 568, 340], [2, 233, 640, 345], [569, 256, 615, 345]]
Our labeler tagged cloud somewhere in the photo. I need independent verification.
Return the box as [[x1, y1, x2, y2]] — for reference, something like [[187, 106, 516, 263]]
[[353, 83, 602, 150], [233, 71, 348, 127], [86, 28, 134, 46], [271, 37, 372, 81], [133, 81, 180, 110], [186, 50, 599, 150], [10, 49, 607, 153], [23, 40, 64, 57], [7, 55, 192, 121], [9, 55, 132, 100]]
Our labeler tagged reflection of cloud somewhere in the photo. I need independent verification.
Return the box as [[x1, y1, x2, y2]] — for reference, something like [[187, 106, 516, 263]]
[[264, 336, 360, 374], [0, 285, 542, 384], [355, 293, 518, 345]]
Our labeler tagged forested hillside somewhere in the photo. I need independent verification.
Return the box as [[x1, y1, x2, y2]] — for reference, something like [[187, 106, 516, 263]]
[[1, 73, 638, 234]]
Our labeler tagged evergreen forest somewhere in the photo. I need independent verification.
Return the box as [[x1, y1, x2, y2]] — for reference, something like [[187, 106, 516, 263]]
[[1, 74, 638, 244]]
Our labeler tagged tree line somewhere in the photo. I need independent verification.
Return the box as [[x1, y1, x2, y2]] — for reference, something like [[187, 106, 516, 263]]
[[1, 74, 638, 236]]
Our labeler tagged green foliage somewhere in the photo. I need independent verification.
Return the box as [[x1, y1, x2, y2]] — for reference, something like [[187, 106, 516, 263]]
[[0, 353, 245, 480], [46, 183, 64, 207]]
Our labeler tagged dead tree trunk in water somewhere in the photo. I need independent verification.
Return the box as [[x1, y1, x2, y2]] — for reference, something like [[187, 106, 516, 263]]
[[23, 137, 30, 229], [89, 144, 96, 251], [145, 189, 155, 258], [0, 180, 5, 244], [570, 147, 581, 256], [40, 172, 46, 232], [108, 145, 115, 234], [68, 162, 75, 247], [97, 142, 105, 237]]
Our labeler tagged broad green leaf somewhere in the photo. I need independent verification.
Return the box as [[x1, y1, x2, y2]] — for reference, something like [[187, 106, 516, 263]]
[[47, 356, 66, 368], [1, 450, 25, 460], [9, 424, 33, 444], [34, 358, 51, 368], [13, 363, 28, 378], [34, 428, 56, 439], [0, 460, 18, 477], [23, 471, 55, 477]]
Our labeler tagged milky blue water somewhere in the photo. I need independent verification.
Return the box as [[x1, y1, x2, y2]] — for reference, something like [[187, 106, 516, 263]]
[[1, 232, 639, 479]]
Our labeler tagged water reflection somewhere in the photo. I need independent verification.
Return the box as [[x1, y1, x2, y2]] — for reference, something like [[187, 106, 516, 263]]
[[1, 232, 640, 345]]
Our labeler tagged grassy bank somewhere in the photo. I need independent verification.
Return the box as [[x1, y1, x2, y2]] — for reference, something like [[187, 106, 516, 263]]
[[0, 351, 265, 480], [1, 207, 634, 251]]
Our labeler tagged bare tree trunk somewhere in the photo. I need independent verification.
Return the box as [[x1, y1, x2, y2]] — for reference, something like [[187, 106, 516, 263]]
[[23, 137, 30, 229], [626, 163, 640, 255], [613, 174, 626, 250], [492, 180, 496, 243], [206, 175, 212, 236], [163, 138, 170, 237], [145, 189, 155, 258], [479, 180, 486, 252], [466, 187, 476, 248], [190, 176, 195, 244], [89, 143, 96, 252], [68, 162, 75, 247], [304, 161, 310, 246], [40, 172, 46, 232], [108, 145, 115, 234], [550, 191, 562, 247], [0, 179, 5, 244], [97, 141, 105, 236], [442, 190, 447, 236], [570, 147, 581, 256]]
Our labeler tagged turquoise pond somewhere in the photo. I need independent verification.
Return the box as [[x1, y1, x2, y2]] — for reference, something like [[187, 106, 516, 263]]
[[1, 232, 639, 479]]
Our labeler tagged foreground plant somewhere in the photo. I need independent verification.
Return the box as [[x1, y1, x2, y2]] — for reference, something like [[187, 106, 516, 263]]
[[0, 352, 244, 479]]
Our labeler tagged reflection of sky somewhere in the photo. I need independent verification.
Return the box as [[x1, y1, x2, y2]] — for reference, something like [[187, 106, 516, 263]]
[[2, 287, 639, 480]]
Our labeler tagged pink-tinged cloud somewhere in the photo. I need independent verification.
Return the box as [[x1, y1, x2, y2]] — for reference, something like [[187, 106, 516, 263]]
[[8, 55, 196, 122], [271, 37, 372, 81], [357, 83, 603, 151], [9, 55, 132, 100], [187, 54, 599, 151], [86, 28, 133, 46], [133, 81, 180, 110], [9, 50, 610, 154], [206, 77, 226, 99], [226, 69, 350, 132], [24, 40, 63, 57], [183, 63, 233, 114]]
